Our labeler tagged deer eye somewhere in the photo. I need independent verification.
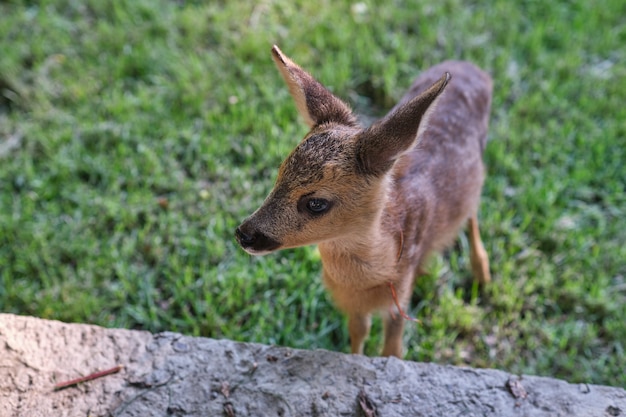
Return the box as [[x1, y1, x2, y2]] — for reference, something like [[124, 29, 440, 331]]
[[307, 198, 329, 214], [298, 193, 333, 216], [298, 196, 332, 216]]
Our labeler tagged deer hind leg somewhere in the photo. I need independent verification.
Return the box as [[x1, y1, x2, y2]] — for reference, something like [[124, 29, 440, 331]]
[[468, 214, 491, 284], [348, 313, 371, 355], [381, 310, 406, 358]]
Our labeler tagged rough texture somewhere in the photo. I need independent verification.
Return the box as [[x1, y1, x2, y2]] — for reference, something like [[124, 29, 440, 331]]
[[1, 314, 624, 417]]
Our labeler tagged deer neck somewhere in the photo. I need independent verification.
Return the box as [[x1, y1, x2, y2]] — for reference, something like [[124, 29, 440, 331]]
[[317, 180, 402, 288]]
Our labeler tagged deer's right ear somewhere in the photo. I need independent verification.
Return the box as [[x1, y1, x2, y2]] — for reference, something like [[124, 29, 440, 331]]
[[271, 45, 356, 128]]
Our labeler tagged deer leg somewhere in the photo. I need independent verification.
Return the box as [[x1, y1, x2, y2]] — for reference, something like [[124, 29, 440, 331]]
[[348, 313, 371, 355], [381, 310, 406, 358], [468, 214, 491, 284]]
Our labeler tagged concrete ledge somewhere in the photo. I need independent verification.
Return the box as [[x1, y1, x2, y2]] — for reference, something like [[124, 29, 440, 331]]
[[1, 314, 624, 416]]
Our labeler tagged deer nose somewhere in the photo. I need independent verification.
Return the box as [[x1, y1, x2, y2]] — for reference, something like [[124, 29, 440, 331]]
[[235, 226, 255, 246], [235, 224, 282, 253]]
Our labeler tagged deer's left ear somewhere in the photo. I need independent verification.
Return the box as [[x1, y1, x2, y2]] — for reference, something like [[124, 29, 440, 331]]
[[271, 45, 356, 128], [356, 72, 450, 175]]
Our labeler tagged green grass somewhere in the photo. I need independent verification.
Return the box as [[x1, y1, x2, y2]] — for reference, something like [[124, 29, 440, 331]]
[[1, 0, 625, 387]]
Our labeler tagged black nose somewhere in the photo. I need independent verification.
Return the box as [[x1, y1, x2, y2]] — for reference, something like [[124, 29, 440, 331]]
[[235, 225, 282, 253], [235, 227, 255, 245]]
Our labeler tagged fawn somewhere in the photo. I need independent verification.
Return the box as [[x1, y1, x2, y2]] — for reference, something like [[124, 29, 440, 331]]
[[236, 45, 492, 358]]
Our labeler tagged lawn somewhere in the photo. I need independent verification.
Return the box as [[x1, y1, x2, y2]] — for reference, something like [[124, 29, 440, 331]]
[[1, 0, 624, 387]]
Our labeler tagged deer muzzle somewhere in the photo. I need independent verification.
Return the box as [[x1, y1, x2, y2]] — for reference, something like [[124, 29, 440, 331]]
[[235, 223, 282, 255]]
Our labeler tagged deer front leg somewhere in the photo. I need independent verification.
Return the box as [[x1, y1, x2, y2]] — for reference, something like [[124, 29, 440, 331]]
[[348, 312, 371, 355], [382, 311, 406, 357], [468, 214, 491, 284]]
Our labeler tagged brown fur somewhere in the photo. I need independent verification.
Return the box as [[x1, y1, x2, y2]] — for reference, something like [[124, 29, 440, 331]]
[[236, 46, 492, 357]]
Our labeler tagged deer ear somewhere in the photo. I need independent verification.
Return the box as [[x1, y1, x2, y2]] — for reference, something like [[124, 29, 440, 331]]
[[271, 45, 356, 128], [357, 72, 450, 175]]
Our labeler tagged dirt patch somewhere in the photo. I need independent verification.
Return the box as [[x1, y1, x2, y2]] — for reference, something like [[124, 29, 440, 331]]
[[1, 314, 624, 416]]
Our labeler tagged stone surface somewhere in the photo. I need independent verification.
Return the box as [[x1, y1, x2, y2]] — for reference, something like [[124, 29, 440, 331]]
[[1, 313, 624, 416]]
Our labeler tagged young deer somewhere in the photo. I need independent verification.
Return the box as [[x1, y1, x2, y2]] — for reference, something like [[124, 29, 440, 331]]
[[236, 45, 492, 358]]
